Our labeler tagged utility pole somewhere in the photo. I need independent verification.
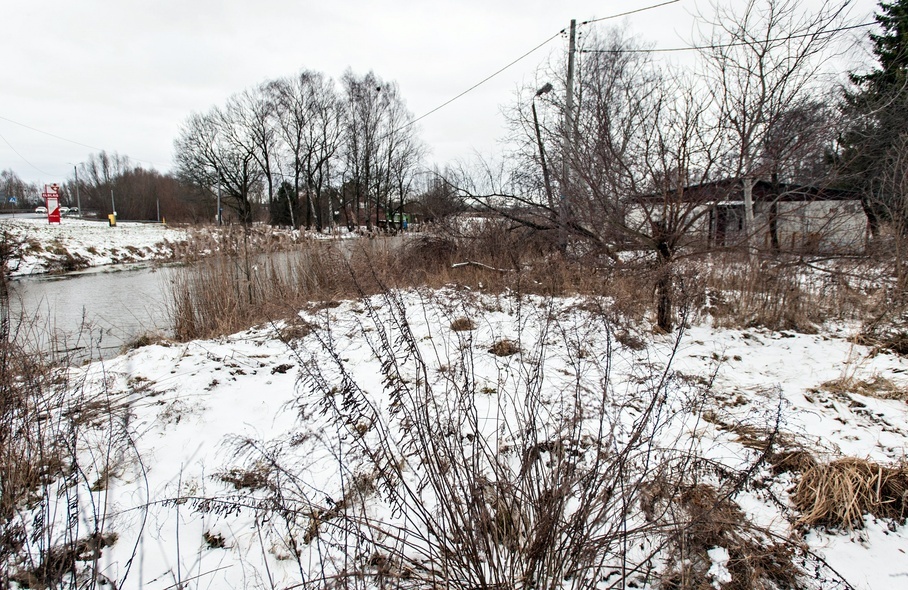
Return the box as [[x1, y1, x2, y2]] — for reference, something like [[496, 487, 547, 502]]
[[217, 184, 222, 225], [533, 83, 554, 210], [560, 19, 577, 253], [110, 189, 116, 217], [72, 165, 82, 217]]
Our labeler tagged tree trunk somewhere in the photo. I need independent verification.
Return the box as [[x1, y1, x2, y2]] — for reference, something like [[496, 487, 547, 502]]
[[655, 240, 674, 332]]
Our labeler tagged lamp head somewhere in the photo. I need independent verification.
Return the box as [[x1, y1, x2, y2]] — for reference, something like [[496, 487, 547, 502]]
[[535, 83, 553, 97]]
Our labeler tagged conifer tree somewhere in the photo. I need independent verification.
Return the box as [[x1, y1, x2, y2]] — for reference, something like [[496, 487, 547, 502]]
[[840, 1, 908, 234]]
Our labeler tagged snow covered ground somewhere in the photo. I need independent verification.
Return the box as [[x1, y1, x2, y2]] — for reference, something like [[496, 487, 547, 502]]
[[9, 287, 908, 589], [1, 215, 188, 275], [4, 215, 907, 588]]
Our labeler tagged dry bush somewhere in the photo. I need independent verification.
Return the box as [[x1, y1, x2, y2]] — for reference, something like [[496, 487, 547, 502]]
[[168, 217, 709, 342], [647, 483, 800, 590], [770, 449, 818, 476], [169, 241, 362, 340], [279, 317, 319, 342], [793, 457, 908, 529], [189, 289, 858, 590], [449, 316, 476, 331], [0, 328, 137, 589], [119, 330, 170, 353], [488, 338, 520, 356], [694, 252, 885, 331]]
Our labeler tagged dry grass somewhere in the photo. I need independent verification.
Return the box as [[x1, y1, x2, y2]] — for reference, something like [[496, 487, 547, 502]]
[[818, 375, 907, 401], [793, 457, 908, 529], [166, 226, 667, 341], [488, 339, 520, 357], [646, 482, 801, 590], [164, 220, 906, 346], [697, 252, 885, 332], [449, 317, 476, 331]]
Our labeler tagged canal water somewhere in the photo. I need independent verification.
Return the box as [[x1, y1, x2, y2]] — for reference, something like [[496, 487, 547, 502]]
[[5, 236, 404, 362], [7, 263, 177, 361]]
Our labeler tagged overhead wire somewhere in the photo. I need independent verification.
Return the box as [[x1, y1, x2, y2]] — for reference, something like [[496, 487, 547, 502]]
[[579, 0, 681, 26], [0, 114, 108, 153], [402, 0, 686, 131], [404, 30, 563, 130], [0, 114, 165, 170], [580, 21, 876, 54], [0, 129, 55, 177], [0, 1, 694, 166]]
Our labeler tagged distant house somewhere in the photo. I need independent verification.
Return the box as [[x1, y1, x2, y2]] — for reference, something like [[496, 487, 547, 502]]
[[637, 179, 869, 254]]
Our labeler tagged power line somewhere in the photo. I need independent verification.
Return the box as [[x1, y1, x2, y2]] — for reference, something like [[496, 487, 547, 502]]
[[0, 129, 55, 177], [0, 114, 165, 170], [580, 0, 681, 26], [404, 0, 684, 130], [0, 114, 107, 153], [580, 21, 876, 54], [405, 31, 563, 130]]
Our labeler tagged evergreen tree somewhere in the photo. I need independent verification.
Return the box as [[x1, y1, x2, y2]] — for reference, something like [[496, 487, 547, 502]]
[[854, 1, 908, 93], [840, 1, 908, 234]]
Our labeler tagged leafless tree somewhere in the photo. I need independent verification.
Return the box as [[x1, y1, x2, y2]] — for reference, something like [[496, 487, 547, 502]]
[[698, 0, 853, 248], [174, 107, 264, 224], [455, 2, 856, 331], [268, 71, 344, 229], [0, 170, 38, 208], [228, 85, 279, 217], [341, 70, 424, 230]]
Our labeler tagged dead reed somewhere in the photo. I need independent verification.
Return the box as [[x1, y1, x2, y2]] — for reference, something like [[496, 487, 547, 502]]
[[793, 457, 908, 529]]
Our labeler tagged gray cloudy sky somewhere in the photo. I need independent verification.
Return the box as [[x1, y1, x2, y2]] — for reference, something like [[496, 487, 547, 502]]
[[1, 0, 879, 186]]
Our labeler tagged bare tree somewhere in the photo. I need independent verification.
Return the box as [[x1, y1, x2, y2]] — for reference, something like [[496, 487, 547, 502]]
[[456, 2, 855, 331], [269, 71, 344, 229], [0, 170, 37, 208], [228, 85, 279, 217], [174, 107, 264, 224], [461, 29, 720, 330], [341, 70, 423, 230], [699, 0, 852, 249]]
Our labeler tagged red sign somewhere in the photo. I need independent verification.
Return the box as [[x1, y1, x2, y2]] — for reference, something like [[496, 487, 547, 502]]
[[43, 184, 61, 224]]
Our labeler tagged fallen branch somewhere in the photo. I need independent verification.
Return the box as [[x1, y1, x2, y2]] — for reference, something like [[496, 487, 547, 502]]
[[450, 260, 514, 273]]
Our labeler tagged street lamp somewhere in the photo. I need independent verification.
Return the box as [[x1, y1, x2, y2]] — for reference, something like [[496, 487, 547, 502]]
[[532, 83, 555, 210], [68, 163, 82, 217]]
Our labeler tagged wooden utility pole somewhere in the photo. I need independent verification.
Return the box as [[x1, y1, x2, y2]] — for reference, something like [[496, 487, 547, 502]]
[[560, 19, 577, 252]]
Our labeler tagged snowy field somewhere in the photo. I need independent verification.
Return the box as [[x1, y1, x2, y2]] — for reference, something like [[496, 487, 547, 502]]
[[1, 215, 188, 275], [8, 287, 908, 589], [3, 215, 907, 588]]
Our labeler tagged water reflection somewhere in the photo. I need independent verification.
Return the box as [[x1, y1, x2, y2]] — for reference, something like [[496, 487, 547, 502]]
[[8, 263, 178, 361]]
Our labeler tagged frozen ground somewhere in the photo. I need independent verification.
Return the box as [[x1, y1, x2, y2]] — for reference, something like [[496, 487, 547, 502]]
[[1, 215, 188, 275], [10, 288, 908, 589], [4, 215, 906, 588]]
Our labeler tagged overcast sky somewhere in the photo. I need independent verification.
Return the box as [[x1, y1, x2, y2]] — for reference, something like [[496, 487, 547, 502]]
[[1, 0, 880, 187]]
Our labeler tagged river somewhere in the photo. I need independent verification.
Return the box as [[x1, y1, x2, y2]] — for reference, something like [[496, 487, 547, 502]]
[[5, 235, 407, 362], [7, 262, 177, 361]]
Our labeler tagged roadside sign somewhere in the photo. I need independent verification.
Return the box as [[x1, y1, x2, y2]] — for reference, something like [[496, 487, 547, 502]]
[[42, 184, 61, 223]]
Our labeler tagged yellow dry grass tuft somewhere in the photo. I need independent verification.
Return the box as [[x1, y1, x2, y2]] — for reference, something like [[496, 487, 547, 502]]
[[793, 457, 908, 529], [818, 375, 906, 401]]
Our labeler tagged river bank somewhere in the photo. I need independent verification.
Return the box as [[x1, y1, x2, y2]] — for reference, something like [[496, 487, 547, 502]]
[[1, 216, 189, 275]]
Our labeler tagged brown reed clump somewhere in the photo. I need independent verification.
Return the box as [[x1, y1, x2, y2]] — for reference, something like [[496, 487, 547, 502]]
[[793, 457, 908, 529]]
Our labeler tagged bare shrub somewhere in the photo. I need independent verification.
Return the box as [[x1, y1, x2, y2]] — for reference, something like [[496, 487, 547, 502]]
[[0, 328, 141, 589], [194, 289, 856, 589]]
